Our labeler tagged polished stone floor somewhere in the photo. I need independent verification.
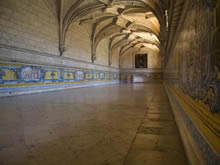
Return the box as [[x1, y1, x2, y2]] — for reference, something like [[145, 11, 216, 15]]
[[0, 83, 188, 165]]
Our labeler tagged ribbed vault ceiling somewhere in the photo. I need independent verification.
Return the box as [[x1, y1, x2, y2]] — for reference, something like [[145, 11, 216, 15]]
[[55, 0, 169, 65]]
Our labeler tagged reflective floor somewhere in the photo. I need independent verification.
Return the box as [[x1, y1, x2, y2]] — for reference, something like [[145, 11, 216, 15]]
[[0, 83, 188, 165]]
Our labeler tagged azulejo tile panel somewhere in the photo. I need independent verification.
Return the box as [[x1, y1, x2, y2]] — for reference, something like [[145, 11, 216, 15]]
[[0, 63, 120, 90], [164, 0, 220, 161]]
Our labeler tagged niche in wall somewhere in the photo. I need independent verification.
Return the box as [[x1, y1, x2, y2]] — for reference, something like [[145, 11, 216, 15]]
[[135, 54, 148, 68]]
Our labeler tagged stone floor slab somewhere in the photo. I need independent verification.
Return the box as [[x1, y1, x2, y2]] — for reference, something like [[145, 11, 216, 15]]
[[0, 83, 188, 165]]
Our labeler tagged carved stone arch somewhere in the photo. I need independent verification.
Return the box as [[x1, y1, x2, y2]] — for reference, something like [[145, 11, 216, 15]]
[[127, 24, 159, 37], [58, 0, 86, 55], [119, 39, 138, 56], [113, 0, 165, 29], [63, 0, 85, 24], [96, 23, 160, 64], [91, 16, 116, 63], [60, 2, 107, 56], [120, 41, 158, 57], [93, 24, 160, 64], [58, 0, 165, 69], [108, 33, 130, 65], [111, 34, 130, 51], [119, 42, 159, 68], [92, 23, 123, 62], [60, 0, 165, 56], [108, 33, 127, 65], [121, 42, 142, 56], [79, 13, 116, 25], [109, 34, 158, 62]]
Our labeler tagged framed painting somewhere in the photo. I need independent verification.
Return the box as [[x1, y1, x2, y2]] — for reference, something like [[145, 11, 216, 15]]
[[135, 54, 148, 68]]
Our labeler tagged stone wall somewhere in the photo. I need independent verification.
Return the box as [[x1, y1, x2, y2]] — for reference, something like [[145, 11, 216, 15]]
[[0, 0, 59, 55], [164, 0, 220, 164], [0, 0, 119, 68], [0, 0, 120, 95], [120, 47, 163, 83], [121, 68, 163, 83], [120, 48, 162, 69]]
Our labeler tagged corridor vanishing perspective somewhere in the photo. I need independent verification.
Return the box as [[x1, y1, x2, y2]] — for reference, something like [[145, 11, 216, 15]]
[[0, 83, 187, 165], [0, 0, 220, 164]]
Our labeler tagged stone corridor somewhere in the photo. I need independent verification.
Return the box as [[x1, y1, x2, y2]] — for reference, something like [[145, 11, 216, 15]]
[[0, 83, 188, 165]]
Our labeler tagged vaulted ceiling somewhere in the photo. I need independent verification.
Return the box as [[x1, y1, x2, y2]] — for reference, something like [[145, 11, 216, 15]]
[[44, 0, 171, 66]]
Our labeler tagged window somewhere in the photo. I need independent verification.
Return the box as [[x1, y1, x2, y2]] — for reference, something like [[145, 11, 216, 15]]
[[165, 10, 169, 31]]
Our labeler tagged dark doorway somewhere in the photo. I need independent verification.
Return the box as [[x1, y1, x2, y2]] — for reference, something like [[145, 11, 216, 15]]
[[135, 54, 148, 68]]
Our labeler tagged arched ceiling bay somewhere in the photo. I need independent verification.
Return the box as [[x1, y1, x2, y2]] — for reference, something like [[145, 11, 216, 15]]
[[57, 0, 168, 66]]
